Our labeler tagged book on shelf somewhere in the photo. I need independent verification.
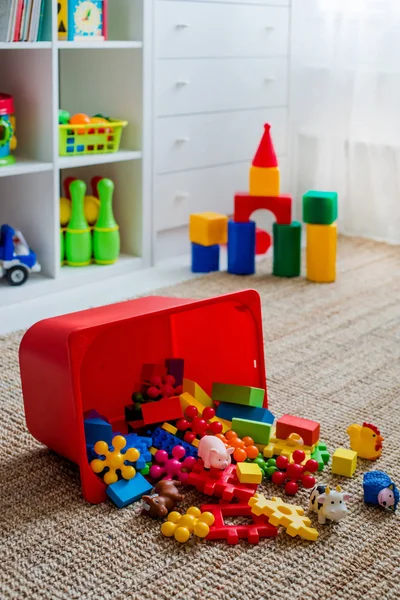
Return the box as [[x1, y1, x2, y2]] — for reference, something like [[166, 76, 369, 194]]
[[0, 0, 45, 42]]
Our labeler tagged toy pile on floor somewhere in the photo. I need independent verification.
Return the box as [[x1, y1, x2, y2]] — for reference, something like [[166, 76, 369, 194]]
[[189, 123, 338, 283], [84, 359, 398, 545]]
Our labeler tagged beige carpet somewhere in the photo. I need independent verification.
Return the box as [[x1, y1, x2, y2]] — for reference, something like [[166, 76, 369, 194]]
[[1, 236, 400, 600]]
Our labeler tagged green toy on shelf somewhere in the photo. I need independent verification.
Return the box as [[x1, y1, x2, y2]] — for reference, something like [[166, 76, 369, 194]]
[[65, 180, 92, 267], [93, 178, 120, 265]]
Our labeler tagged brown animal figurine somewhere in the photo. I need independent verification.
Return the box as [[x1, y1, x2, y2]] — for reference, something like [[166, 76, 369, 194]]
[[142, 480, 184, 518]]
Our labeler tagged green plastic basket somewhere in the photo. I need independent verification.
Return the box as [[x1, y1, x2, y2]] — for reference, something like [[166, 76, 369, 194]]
[[59, 119, 128, 157]]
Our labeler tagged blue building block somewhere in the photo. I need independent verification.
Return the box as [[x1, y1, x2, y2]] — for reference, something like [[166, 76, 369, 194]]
[[152, 427, 198, 458], [215, 402, 275, 425], [84, 418, 112, 446], [106, 473, 153, 508], [191, 243, 220, 273], [124, 433, 153, 469], [227, 219, 256, 275]]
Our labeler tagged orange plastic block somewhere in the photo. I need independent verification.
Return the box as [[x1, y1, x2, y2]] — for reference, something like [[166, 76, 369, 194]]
[[275, 414, 320, 447], [189, 212, 228, 246], [249, 166, 280, 197]]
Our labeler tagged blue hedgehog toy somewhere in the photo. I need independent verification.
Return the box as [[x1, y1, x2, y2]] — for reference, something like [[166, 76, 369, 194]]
[[363, 471, 399, 511]]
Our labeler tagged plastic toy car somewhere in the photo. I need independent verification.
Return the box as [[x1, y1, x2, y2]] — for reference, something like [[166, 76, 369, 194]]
[[0, 224, 41, 286]]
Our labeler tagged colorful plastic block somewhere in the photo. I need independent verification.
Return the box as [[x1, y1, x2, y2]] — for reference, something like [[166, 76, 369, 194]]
[[272, 221, 302, 278], [106, 473, 153, 508], [302, 190, 338, 225], [227, 219, 256, 275], [191, 243, 220, 273], [331, 448, 357, 477], [306, 223, 337, 283], [161, 506, 215, 543], [161, 422, 178, 435], [165, 358, 184, 387], [249, 166, 280, 197], [152, 426, 198, 458], [141, 396, 183, 426], [256, 228, 271, 255], [149, 445, 196, 483], [84, 417, 112, 446], [263, 428, 315, 463], [124, 433, 152, 470], [202, 502, 278, 544], [249, 494, 319, 541], [212, 383, 265, 408], [236, 462, 263, 484], [276, 414, 320, 447], [231, 418, 271, 445], [311, 442, 330, 471], [189, 212, 228, 246], [363, 471, 399, 511], [187, 463, 258, 501], [90, 435, 140, 485], [234, 193, 292, 225], [216, 402, 274, 424], [182, 378, 213, 408]]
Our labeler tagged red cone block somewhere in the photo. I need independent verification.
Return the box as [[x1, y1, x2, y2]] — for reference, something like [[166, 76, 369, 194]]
[[252, 124, 278, 168]]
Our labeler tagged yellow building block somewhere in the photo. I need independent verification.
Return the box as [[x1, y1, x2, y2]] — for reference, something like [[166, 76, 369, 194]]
[[183, 378, 213, 408], [236, 462, 263, 484], [189, 212, 228, 246], [249, 494, 319, 541], [149, 446, 158, 456], [331, 448, 357, 477], [249, 166, 280, 197], [161, 422, 178, 435], [192, 438, 199, 448], [306, 223, 337, 283], [263, 428, 315, 463]]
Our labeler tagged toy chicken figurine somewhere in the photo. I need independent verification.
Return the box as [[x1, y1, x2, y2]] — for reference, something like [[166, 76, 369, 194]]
[[346, 422, 383, 460]]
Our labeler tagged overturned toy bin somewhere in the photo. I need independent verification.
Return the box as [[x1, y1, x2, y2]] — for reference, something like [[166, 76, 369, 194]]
[[19, 290, 267, 504]]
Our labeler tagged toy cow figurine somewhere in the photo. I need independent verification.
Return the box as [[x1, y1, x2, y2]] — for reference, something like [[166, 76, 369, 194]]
[[309, 484, 351, 524], [198, 435, 234, 469], [363, 471, 399, 512], [142, 480, 184, 518]]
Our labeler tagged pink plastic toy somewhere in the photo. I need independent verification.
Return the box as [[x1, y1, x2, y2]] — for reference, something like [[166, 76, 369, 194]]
[[198, 435, 234, 470], [149, 445, 196, 482]]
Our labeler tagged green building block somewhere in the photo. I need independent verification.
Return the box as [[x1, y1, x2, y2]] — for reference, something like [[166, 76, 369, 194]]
[[273, 221, 301, 277], [302, 190, 338, 225], [311, 442, 330, 471], [212, 383, 265, 408], [232, 418, 271, 445], [140, 462, 152, 476]]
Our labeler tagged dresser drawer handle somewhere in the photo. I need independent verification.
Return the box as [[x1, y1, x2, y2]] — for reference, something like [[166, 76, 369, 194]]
[[176, 80, 191, 87], [175, 192, 189, 201], [265, 25, 275, 31], [176, 137, 190, 143], [176, 23, 191, 29], [264, 76, 276, 82]]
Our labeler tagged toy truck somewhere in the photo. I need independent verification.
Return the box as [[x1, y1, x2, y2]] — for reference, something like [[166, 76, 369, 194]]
[[0, 224, 41, 286]]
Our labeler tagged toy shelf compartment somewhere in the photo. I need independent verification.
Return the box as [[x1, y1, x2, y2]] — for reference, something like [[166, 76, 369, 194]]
[[59, 120, 128, 156]]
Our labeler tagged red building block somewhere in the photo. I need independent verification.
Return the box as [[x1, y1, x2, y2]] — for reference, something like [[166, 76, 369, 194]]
[[275, 414, 320, 447], [256, 229, 271, 255], [141, 396, 183, 426], [252, 123, 278, 168], [187, 463, 258, 501], [234, 193, 292, 225], [202, 501, 278, 544]]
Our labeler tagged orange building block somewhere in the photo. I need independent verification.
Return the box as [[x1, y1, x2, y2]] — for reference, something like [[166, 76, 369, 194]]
[[275, 414, 320, 447]]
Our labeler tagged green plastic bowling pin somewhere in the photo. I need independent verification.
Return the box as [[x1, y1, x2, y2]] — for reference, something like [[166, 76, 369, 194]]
[[66, 180, 92, 267], [93, 178, 120, 265]]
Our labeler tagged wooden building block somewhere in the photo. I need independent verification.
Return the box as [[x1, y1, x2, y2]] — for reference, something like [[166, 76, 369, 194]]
[[331, 448, 357, 477], [249, 166, 280, 197], [183, 378, 213, 408], [212, 383, 265, 408], [231, 418, 271, 445], [189, 212, 228, 246], [236, 462, 263, 484], [306, 223, 337, 283], [276, 415, 320, 447]]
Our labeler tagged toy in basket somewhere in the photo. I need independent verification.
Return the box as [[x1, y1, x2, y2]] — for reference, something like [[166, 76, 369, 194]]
[[58, 111, 127, 157]]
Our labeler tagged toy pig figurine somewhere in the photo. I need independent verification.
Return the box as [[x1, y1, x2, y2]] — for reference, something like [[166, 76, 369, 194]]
[[198, 435, 234, 469], [142, 480, 184, 518]]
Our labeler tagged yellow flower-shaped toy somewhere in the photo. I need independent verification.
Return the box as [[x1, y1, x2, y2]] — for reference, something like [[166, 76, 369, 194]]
[[90, 435, 140, 485]]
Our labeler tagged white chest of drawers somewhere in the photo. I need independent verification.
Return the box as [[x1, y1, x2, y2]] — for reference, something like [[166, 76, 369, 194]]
[[153, 0, 291, 260]]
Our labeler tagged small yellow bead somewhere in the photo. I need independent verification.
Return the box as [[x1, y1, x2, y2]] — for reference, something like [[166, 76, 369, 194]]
[[194, 521, 210, 538], [198, 511, 215, 526], [167, 511, 182, 524], [161, 521, 176, 537], [174, 527, 191, 543], [187, 506, 201, 518], [178, 514, 196, 532]]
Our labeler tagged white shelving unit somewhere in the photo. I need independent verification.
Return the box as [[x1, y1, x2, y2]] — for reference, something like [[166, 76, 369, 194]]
[[0, 0, 152, 305]]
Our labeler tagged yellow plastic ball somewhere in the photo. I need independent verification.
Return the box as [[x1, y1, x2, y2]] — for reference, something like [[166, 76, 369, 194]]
[[167, 511, 182, 524], [161, 521, 176, 537], [93, 440, 108, 455], [194, 521, 210, 538], [187, 506, 201, 518], [198, 512, 215, 526], [174, 527, 191, 543], [178, 514, 196, 532]]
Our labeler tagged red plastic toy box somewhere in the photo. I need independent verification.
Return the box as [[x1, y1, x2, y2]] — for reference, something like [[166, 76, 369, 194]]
[[19, 290, 267, 504]]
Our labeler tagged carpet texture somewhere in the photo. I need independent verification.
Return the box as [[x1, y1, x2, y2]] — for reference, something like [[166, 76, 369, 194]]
[[1, 237, 400, 600]]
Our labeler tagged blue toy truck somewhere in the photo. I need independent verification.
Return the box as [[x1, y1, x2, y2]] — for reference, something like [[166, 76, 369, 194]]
[[0, 224, 41, 286]]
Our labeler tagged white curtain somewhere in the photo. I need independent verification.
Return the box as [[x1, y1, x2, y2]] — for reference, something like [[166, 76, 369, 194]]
[[290, 0, 400, 242]]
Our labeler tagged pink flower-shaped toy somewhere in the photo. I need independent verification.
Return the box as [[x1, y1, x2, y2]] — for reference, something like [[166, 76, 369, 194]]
[[150, 445, 196, 483]]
